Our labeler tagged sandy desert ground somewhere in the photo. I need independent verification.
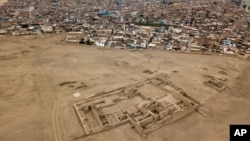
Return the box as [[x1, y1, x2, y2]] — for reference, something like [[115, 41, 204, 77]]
[[0, 34, 250, 141], [0, 0, 7, 6]]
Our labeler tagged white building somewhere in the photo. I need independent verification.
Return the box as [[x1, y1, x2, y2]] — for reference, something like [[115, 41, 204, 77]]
[[95, 40, 107, 47], [41, 25, 53, 33]]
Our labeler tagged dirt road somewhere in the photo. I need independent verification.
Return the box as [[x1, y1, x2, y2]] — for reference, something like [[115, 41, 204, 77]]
[[0, 34, 249, 141]]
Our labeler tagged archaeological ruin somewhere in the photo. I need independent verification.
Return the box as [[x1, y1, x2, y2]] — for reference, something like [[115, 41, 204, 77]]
[[73, 74, 201, 137]]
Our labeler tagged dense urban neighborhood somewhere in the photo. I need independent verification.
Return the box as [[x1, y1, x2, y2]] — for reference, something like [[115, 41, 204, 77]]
[[0, 0, 250, 57]]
